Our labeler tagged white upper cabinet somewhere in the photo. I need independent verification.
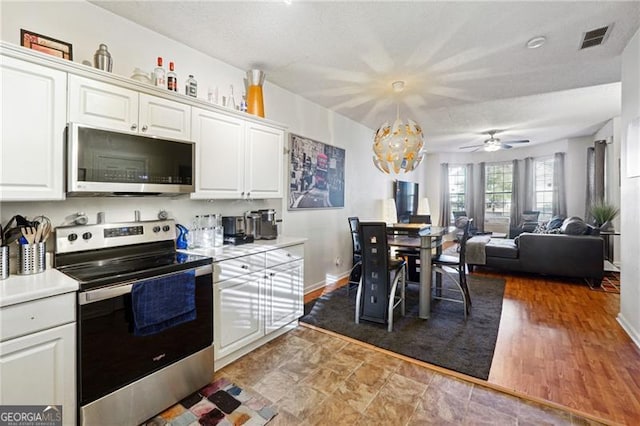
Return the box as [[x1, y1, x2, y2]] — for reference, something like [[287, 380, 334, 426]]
[[245, 122, 285, 199], [191, 108, 284, 199], [191, 108, 245, 198], [0, 56, 66, 201], [68, 75, 191, 140]]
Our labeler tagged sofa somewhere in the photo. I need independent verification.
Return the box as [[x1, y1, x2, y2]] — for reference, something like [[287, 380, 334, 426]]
[[468, 232, 604, 287]]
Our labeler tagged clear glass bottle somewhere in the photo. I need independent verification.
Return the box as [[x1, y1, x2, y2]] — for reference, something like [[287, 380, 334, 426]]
[[167, 61, 177, 92], [153, 57, 165, 87], [186, 75, 198, 97], [227, 84, 236, 110]]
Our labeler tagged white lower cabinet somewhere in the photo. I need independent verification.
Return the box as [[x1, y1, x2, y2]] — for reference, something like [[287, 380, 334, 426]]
[[265, 260, 304, 333], [0, 323, 76, 425], [213, 244, 304, 368], [215, 271, 264, 360]]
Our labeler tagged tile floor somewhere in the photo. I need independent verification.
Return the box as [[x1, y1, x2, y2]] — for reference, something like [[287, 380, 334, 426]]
[[216, 325, 604, 425]]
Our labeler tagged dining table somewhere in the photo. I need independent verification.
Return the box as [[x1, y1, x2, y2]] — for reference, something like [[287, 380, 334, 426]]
[[387, 224, 455, 319]]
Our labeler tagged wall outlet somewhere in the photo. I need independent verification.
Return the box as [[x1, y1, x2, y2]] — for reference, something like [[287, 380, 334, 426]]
[[335, 256, 342, 266]]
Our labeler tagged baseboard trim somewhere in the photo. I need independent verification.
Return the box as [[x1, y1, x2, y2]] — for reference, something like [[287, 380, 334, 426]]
[[617, 313, 640, 350]]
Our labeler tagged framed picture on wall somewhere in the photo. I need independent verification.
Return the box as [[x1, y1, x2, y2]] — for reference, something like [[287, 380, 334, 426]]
[[288, 133, 345, 210], [21, 29, 73, 60]]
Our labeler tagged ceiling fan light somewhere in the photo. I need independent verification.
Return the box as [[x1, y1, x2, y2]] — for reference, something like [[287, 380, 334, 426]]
[[484, 143, 501, 152]]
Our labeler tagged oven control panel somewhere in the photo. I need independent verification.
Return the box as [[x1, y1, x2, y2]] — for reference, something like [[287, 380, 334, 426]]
[[55, 220, 176, 253], [104, 225, 144, 238]]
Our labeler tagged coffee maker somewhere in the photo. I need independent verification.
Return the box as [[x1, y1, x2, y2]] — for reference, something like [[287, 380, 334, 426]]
[[258, 209, 278, 240], [221, 216, 254, 245]]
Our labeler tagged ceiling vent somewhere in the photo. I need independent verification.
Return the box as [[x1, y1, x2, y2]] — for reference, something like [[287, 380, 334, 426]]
[[580, 25, 610, 49]]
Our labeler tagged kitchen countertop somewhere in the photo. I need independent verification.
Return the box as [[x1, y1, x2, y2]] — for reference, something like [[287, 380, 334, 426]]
[[0, 269, 79, 308], [181, 236, 306, 262], [0, 237, 305, 308]]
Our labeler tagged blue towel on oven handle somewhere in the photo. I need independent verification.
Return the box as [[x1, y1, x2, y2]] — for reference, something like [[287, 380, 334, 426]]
[[131, 270, 197, 336]]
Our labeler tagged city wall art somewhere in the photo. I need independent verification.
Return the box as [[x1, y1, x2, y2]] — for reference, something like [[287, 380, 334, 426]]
[[288, 133, 345, 210]]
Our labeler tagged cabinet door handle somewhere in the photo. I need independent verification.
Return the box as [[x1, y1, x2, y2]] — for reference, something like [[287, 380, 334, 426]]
[[241, 191, 245, 196], [131, 123, 138, 130], [141, 124, 148, 132], [270, 272, 276, 277], [246, 192, 251, 198], [241, 264, 249, 269]]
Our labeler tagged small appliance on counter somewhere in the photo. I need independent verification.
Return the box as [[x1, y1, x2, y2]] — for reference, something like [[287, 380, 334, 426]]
[[244, 211, 261, 240], [258, 209, 278, 240], [221, 216, 253, 245]]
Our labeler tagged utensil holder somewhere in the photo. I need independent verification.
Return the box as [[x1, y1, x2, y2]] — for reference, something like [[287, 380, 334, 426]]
[[0, 246, 8, 280], [18, 242, 46, 275]]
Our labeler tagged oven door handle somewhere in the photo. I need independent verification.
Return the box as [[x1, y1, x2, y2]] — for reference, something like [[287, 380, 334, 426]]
[[78, 264, 213, 305]]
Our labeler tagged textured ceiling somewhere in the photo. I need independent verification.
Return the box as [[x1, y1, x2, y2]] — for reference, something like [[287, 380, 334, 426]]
[[91, 1, 640, 152]]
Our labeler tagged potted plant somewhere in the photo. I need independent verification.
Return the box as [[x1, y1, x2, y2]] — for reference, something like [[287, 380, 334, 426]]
[[590, 201, 619, 231]]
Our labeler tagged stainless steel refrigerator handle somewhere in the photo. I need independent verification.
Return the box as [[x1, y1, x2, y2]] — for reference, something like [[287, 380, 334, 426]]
[[78, 264, 213, 305]]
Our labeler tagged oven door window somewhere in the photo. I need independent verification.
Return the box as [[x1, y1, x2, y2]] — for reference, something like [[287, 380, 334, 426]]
[[78, 275, 212, 405]]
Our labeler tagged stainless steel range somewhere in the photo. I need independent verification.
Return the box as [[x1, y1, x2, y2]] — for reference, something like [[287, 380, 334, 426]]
[[55, 219, 214, 426]]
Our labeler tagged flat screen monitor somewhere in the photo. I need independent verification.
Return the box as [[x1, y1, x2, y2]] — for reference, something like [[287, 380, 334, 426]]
[[394, 180, 419, 223]]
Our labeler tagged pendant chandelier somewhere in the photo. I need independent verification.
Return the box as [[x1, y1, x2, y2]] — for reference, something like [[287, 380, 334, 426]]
[[372, 81, 425, 174]]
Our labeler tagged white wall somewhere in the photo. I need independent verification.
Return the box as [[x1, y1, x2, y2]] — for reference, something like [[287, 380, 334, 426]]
[[0, 0, 427, 292], [618, 27, 640, 348]]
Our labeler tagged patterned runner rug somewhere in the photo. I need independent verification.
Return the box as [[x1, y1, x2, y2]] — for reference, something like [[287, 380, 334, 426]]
[[142, 377, 278, 425]]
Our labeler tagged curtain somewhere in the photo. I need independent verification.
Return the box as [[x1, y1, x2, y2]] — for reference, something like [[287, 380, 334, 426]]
[[465, 163, 475, 220], [594, 140, 606, 203], [474, 162, 486, 232], [552, 152, 567, 217], [523, 157, 535, 212], [585, 147, 595, 222], [510, 159, 520, 227], [438, 163, 450, 227]]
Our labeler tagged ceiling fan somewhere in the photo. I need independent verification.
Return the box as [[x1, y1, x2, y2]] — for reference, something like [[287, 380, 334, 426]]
[[459, 130, 530, 152]]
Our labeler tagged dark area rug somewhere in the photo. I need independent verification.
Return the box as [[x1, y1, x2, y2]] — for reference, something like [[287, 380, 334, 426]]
[[301, 274, 506, 380]]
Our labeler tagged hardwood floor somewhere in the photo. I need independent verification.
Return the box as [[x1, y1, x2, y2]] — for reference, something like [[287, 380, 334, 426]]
[[306, 269, 640, 425], [482, 269, 640, 425]]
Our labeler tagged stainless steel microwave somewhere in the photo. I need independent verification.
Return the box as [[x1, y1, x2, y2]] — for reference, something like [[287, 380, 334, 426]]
[[66, 123, 195, 196]]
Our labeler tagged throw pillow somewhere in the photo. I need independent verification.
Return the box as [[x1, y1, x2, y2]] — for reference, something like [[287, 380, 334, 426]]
[[547, 215, 565, 230], [561, 217, 588, 235], [533, 223, 547, 233], [520, 212, 539, 225]]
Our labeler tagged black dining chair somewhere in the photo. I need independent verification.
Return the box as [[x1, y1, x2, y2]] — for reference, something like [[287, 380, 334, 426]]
[[431, 218, 472, 318], [347, 217, 362, 295], [355, 222, 407, 332], [395, 214, 432, 282]]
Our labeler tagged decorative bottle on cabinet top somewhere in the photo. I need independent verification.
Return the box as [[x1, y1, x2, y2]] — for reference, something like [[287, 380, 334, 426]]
[[186, 75, 197, 97], [93, 44, 112, 72], [167, 61, 177, 91], [154, 57, 165, 87]]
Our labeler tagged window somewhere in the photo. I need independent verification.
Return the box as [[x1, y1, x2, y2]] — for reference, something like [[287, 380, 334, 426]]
[[535, 157, 554, 220], [485, 162, 512, 217], [448, 165, 466, 221]]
